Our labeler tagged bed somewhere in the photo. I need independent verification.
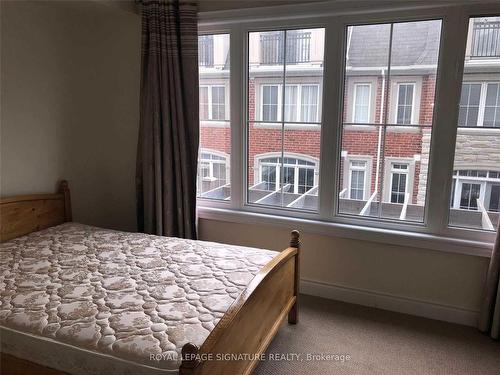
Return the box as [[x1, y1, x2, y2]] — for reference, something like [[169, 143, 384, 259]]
[[0, 181, 301, 375]]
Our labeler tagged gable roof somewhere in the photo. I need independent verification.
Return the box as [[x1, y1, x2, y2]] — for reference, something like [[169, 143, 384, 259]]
[[348, 20, 441, 68]]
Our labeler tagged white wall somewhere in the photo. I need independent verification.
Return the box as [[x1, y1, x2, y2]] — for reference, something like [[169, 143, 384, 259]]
[[1, 0, 141, 231]]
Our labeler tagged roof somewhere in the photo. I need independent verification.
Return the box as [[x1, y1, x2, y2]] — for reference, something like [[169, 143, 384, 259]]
[[348, 20, 441, 68]]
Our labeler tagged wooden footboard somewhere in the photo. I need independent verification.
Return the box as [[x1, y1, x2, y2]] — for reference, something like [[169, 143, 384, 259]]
[[179, 230, 301, 375]]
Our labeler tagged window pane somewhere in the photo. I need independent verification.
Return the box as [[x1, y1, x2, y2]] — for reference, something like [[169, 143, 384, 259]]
[[354, 84, 370, 123], [198, 34, 230, 200], [248, 28, 324, 210], [284, 85, 298, 122], [339, 20, 441, 223], [484, 83, 500, 127], [449, 16, 500, 230]]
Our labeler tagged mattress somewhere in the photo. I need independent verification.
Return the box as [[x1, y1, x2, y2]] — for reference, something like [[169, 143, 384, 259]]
[[0, 223, 278, 374]]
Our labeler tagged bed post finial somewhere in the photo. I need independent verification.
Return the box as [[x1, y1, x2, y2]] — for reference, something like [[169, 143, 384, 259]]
[[290, 230, 300, 248], [59, 180, 72, 222], [179, 342, 200, 374]]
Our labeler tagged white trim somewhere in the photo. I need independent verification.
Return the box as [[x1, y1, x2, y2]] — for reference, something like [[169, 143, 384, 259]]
[[352, 82, 372, 123], [198, 3, 500, 247], [258, 82, 321, 123], [197, 206, 494, 257], [300, 279, 479, 327]]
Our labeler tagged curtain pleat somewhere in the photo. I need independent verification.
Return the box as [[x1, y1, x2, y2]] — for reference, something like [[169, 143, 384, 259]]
[[136, 0, 199, 239], [479, 220, 500, 339]]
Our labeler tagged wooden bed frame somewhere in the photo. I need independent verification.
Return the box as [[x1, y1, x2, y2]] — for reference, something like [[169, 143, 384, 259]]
[[0, 180, 301, 375]]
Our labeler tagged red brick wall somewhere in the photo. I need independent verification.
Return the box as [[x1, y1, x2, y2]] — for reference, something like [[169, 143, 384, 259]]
[[201, 73, 434, 202]]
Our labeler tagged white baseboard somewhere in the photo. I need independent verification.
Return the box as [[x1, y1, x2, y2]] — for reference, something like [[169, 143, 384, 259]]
[[300, 279, 479, 327]]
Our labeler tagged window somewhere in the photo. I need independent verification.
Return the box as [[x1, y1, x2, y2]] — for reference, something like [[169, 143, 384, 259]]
[[458, 82, 500, 127], [353, 84, 371, 123], [349, 161, 366, 199], [262, 85, 279, 121], [458, 83, 481, 126], [255, 154, 318, 196], [301, 85, 319, 122], [449, 16, 500, 231], [199, 35, 214, 67], [199, 85, 227, 121], [198, 34, 230, 200], [396, 83, 414, 124], [390, 163, 409, 204], [248, 28, 324, 211], [451, 170, 500, 212], [338, 20, 441, 222], [259, 83, 320, 123], [470, 17, 500, 58], [197, 150, 230, 198], [198, 8, 500, 244], [484, 83, 500, 127], [259, 30, 312, 65]]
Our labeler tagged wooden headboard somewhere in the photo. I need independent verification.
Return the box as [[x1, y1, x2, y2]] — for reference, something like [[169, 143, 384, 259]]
[[0, 180, 72, 243]]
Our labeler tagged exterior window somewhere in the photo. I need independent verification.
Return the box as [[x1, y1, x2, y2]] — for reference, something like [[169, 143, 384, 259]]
[[260, 84, 320, 122], [484, 83, 500, 127], [198, 34, 230, 200], [197, 151, 229, 197], [449, 16, 500, 231], [458, 83, 481, 126], [458, 82, 500, 127], [339, 20, 441, 222], [262, 85, 279, 121], [451, 170, 500, 213], [199, 87, 209, 120], [353, 84, 371, 123], [257, 156, 317, 195], [260, 30, 312, 65], [459, 182, 481, 210], [390, 163, 409, 204], [199, 85, 227, 121], [199, 35, 214, 67], [300, 85, 319, 122], [211, 86, 226, 120], [284, 85, 298, 122], [471, 17, 500, 58], [349, 161, 366, 200], [396, 83, 414, 124]]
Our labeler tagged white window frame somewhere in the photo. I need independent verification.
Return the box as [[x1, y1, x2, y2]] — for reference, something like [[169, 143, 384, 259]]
[[348, 160, 367, 200], [198, 83, 230, 126], [389, 78, 421, 125], [197, 3, 500, 254], [254, 152, 319, 195], [451, 170, 500, 211], [258, 83, 321, 124], [352, 83, 372, 124], [343, 155, 373, 200], [459, 80, 500, 127], [198, 149, 230, 181], [395, 83, 416, 125], [389, 162, 410, 204]]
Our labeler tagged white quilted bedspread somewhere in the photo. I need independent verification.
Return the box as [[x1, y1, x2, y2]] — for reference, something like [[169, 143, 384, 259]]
[[0, 223, 278, 371]]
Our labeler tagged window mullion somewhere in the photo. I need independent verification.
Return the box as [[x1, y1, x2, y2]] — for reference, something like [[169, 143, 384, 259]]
[[425, 8, 469, 234], [319, 20, 344, 220], [230, 25, 244, 209]]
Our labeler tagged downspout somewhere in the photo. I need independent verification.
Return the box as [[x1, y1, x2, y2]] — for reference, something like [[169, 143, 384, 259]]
[[374, 68, 385, 192]]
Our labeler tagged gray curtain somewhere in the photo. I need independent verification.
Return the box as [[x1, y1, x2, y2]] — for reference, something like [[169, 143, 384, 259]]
[[136, 0, 199, 239], [479, 220, 500, 339]]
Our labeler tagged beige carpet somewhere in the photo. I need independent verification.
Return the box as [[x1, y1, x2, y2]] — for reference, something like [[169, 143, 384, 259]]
[[254, 295, 500, 375]]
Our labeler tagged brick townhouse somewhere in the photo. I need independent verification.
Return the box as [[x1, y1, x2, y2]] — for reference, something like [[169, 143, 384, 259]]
[[198, 18, 500, 228]]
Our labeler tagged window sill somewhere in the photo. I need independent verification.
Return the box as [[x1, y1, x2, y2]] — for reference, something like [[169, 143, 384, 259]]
[[197, 205, 494, 258], [253, 122, 321, 130]]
